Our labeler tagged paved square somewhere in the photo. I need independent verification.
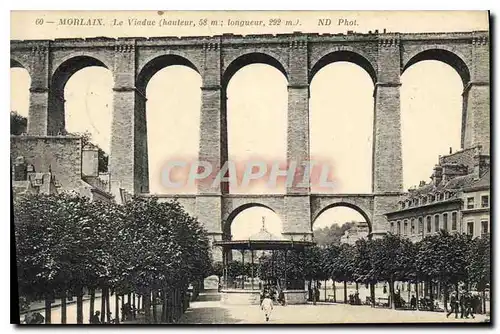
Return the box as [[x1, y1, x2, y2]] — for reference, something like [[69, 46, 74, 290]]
[[179, 291, 487, 324]]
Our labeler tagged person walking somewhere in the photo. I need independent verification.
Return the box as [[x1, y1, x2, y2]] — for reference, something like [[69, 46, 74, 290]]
[[260, 294, 274, 322], [446, 292, 459, 319], [90, 311, 101, 324]]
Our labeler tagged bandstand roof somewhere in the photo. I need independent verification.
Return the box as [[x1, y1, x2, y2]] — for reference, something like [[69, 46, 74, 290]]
[[214, 217, 315, 250]]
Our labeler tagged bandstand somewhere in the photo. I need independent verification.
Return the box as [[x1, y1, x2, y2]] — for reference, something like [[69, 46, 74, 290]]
[[214, 218, 315, 305]]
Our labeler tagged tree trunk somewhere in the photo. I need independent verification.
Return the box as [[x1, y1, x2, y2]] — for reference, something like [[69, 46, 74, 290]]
[[161, 289, 167, 322], [415, 281, 420, 311], [105, 289, 111, 323], [443, 285, 449, 312], [343, 281, 347, 304], [44, 298, 52, 324], [132, 292, 136, 319], [76, 288, 84, 324], [152, 290, 157, 324], [89, 288, 95, 324], [100, 287, 106, 323], [61, 291, 67, 324], [389, 278, 396, 310], [370, 283, 375, 307], [429, 280, 434, 307], [355, 282, 359, 292], [144, 292, 151, 323], [482, 290, 486, 315], [307, 280, 312, 301], [115, 294, 120, 324], [313, 281, 317, 305], [333, 281, 336, 302], [324, 280, 327, 302]]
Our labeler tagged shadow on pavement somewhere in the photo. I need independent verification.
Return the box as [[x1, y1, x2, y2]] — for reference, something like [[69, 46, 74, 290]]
[[196, 293, 221, 302], [180, 307, 240, 324]]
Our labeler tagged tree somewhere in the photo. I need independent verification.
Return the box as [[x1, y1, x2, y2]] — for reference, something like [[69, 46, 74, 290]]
[[466, 235, 490, 313], [11, 111, 27, 135], [313, 222, 357, 246]]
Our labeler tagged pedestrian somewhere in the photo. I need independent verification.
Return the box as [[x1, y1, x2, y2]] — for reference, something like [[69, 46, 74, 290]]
[[465, 293, 475, 319], [260, 294, 274, 322], [459, 293, 466, 318], [446, 292, 459, 319], [90, 311, 101, 324], [410, 295, 417, 309]]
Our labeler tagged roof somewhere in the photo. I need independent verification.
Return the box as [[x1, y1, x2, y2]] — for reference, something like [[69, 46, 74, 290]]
[[248, 226, 284, 242]]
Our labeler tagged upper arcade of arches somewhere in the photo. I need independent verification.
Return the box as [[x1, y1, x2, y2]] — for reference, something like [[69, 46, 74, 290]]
[[402, 48, 471, 86], [51, 55, 109, 94], [11, 30, 487, 91], [222, 52, 288, 89], [309, 49, 378, 84], [136, 53, 201, 93]]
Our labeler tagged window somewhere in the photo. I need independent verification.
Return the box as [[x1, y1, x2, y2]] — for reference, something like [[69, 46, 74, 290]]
[[397, 221, 401, 235], [481, 221, 489, 237], [481, 195, 489, 208], [418, 217, 424, 234], [434, 215, 440, 232], [426, 216, 432, 233], [404, 220, 408, 235], [467, 197, 475, 209], [401, 202, 405, 209], [411, 219, 416, 235], [390, 221, 394, 233], [422, 197, 427, 205], [443, 213, 448, 231], [451, 212, 457, 231], [467, 221, 474, 236]]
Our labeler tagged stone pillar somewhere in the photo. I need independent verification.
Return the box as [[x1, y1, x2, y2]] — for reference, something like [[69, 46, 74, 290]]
[[196, 39, 224, 241], [462, 33, 490, 154], [372, 35, 404, 236], [27, 42, 51, 136], [284, 37, 312, 238], [109, 41, 149, 196]]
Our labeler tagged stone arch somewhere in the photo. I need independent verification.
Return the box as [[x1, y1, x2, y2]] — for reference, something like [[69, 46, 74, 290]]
[[136, 54, 201, 93], [222, 52, 289, 89], [49, 55, 111, 135], [10, 58, 28, 70], [310, 49, 378, 84], [312, 201, 373, 234], [402, 48, 471, 86], [222, 202, 283, 240]]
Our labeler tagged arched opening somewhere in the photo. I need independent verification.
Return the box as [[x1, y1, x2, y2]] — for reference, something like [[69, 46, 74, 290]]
[[224, 205, 283, 241], [401, 51, 466, 190], [50, 56, 110, 137], [64, 67, 113, 154], [140, 61, 202, 194], [224, 55, 288, 194], [312, 204, 371, 246], [10, 62, 30, 135], [222, 205, 284, 290], [309, 54, 375, 194]]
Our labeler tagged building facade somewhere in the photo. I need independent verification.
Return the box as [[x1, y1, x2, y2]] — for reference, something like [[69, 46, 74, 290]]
[[340, 221, 370, 245], [385, 146, 490, 241]]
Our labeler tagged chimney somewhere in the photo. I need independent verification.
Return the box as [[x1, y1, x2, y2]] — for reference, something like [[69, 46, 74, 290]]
[[383, 28, 387, 33], [419, 180, 426, 187], [431, 165, 443, 186], [82, 145, 99, 177], [442, 163, 468, 183], [449, 147, 453, 154], [13, 156, 27, 181], [473, 153, 490, 180]]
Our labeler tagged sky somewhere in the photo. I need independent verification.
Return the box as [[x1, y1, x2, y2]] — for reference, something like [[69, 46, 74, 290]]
[[10, 10, 484, 239]]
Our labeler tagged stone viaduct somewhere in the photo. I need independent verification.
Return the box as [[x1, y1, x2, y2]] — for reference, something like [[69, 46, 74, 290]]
[[11, 30, 490, 249]]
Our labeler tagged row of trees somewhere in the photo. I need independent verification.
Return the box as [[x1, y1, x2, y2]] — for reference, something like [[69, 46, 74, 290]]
[[215, 232, 490, 311], [15, 193, 212, 324]]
